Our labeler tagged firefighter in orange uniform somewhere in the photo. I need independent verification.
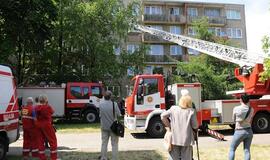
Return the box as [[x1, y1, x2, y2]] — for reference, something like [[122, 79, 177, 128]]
[[22, 97, 39, 159], [36, 95, 57, 160]]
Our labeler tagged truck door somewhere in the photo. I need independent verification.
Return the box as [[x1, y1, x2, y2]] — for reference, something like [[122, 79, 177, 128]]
[[135, 78, 163, 112]]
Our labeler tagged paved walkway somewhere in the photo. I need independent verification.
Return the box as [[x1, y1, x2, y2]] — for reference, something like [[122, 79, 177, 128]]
[[8, 131, 270, 156]]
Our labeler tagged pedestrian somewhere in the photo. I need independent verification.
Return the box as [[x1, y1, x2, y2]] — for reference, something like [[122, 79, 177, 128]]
[[21, 97, 39, 159], [229, 94, 254, 160], [161, 95, 198, 160], [35, 95, 58, 160], [99, 91, 121, 160]]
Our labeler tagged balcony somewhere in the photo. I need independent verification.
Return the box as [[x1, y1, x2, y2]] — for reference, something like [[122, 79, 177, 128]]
[[143, 14, 167, 22], [143, 33, 168, 43], [187, 16, 226, 26], [145, 55, 182, 64], [207, 16, 227, 26], [143, 14, 186, 24]]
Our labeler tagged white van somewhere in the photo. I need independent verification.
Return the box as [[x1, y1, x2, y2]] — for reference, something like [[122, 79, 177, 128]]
[[0, 65, 20, 159]]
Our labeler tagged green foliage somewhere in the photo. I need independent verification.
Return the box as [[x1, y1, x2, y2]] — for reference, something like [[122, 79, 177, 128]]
[[260, 36, 270, 81], [0, 0, 145, 85], [262, 36, 270, 54], [176, 17, 240, 100]]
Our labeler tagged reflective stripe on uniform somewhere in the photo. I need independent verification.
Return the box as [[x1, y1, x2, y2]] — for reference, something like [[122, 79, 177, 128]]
[[23, 149, 30, 152], [39, 151, 45, 154], [32, 149, 39, 152], [51, 150, 57, 153]]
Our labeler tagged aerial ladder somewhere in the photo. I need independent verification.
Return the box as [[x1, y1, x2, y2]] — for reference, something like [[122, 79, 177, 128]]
[[135, 25, 269, 97], [134, 25, 269, 140]]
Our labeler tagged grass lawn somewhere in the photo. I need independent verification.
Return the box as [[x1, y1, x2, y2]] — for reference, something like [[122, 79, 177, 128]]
[[55, 123, 101, 133], [7, 145, 270, 160]]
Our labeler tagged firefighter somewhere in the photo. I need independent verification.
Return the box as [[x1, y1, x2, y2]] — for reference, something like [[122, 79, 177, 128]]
[[35, 95, 58, 160], [22, 97, 39, 159]]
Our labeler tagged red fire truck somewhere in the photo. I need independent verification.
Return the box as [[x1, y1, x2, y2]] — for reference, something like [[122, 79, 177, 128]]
[[0, 64, 20, 159], [124, 26, 270, 138], [18, 82, 104, 123]]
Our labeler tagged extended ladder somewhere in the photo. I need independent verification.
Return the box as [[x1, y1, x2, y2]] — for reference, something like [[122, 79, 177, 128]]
[[136, 25, 264, 66]]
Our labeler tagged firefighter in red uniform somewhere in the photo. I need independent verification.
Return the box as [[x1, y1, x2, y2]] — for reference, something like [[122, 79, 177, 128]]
[[22, 97, 39, 159], [35, 95, 58, 160]]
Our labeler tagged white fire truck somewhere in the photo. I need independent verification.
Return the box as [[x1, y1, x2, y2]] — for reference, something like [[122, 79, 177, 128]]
[[124, 25, 270, 138], [18, 82, 104, 123], [0, 65, 20, 159]]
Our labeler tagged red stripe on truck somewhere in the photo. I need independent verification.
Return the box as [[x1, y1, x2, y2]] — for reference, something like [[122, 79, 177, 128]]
[[0, 71, 12, 76], [222, 100, 240, 103]]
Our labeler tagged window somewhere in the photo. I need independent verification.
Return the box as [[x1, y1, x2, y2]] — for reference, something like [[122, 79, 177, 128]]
[[188, 27, 196, 36], [170, 45, 182, 55], [169, 7, 180, 15], [143, 78, 158, 96], [226, 10, 241, 19], [227, 28, 242, 38], [132, 4, 140, 16], [153, 66, 163, 74], [127, 44, 139, 54], [149, 45, 164, 55], [205, 8, 221, 17], [170, 26, 181, 35], [82, 87, 89, 99], [91, 86, 102, 98], [148, 25, 163, 30], [114, 46, 120, 55], [70, 86, 82, 99], [208, 27, 222, 36], [144, 6, 162, 15], [188, 49, 200, 55], [144, 66, 153, 74], [127, 67, 135, 76], [187, 8, 198, 17]]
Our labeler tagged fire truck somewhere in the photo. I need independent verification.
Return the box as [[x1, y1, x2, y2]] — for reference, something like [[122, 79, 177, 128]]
[[124, 25, 270, 138], [18, 82, 104, 123], [0, 64, 20, 159]]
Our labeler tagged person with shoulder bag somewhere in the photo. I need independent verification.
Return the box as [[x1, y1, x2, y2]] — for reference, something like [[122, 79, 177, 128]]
[[161, 95, 198, 160], [229, 94, 254, 160], [99, 91, 121, 160]]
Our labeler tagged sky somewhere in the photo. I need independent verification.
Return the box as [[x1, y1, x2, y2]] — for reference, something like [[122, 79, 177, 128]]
[[178, 0, 270, 54]]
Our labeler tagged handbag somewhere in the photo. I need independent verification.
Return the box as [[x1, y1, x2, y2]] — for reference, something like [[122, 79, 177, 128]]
[[163, 130, 172, 151], [110, 101, 125, 137]]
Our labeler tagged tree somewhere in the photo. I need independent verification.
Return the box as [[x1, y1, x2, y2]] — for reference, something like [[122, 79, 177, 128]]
[[260, 35, 270, 81], [176, 17, 241, 100], [0, 0, 57, 84], [0, 0, 146, 87]]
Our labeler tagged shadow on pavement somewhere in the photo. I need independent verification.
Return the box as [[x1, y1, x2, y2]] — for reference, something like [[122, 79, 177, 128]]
[[7, 150, 164, 160]]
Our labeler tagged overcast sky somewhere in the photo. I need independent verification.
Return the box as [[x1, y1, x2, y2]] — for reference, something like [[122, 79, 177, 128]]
[[178, 0, 270, 54]]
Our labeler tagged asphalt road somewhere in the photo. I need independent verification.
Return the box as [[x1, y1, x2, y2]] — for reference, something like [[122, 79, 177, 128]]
[[7, 129, 270, 156]]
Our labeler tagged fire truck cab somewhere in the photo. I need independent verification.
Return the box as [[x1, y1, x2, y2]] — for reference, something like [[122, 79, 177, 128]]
[[125, 73, 270, 138], [0, 65, 20, 159]]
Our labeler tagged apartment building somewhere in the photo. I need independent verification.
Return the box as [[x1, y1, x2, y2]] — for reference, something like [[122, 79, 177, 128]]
[[125, 0, 247, 76]]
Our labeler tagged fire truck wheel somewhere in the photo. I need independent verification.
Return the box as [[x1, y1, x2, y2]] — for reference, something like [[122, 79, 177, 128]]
[[83, 110, 98, 123], [0, 136, 8, 160], [252, 113, 270, 133], [147, 117, 166, 138]]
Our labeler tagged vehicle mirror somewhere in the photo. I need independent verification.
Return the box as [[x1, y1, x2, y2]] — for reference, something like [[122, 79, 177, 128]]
[[137, 85, 144, 97]]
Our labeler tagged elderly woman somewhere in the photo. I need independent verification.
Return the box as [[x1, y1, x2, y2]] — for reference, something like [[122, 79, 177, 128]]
[[161, 95, 198, 160], [35, 95, 57, 160]]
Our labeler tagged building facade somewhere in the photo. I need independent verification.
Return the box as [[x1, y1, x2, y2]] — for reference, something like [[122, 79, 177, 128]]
[[125, 0, 247, 76]]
